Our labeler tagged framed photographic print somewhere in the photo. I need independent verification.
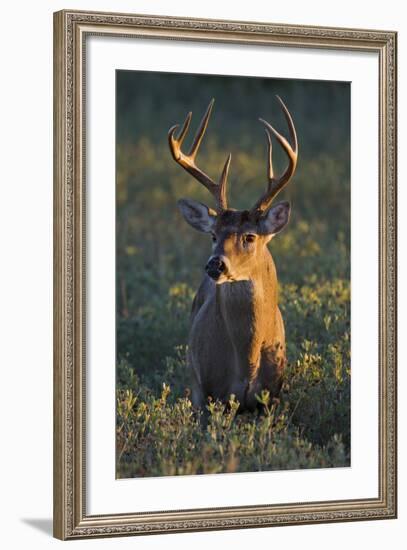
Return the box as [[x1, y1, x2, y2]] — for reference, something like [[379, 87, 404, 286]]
[[53, 9, 397, 540]]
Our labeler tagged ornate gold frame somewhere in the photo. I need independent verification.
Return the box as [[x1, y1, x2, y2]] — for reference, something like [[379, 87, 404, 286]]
[[53, 9, 397, 540]]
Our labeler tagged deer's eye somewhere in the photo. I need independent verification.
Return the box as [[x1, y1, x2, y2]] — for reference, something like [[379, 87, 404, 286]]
[[211, 233, 217, 242], [244, 234, 256, 244]]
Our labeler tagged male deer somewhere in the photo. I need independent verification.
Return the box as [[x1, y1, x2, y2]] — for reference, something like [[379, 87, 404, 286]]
[[168, 97, 298, 411]]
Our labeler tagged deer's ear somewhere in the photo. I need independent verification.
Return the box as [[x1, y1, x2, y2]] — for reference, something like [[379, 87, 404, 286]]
[[177, 199, 217, 233], [258, 201, 291, 237]]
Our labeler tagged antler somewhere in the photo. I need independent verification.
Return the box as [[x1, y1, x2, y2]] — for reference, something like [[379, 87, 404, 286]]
[[251, 96, 298, 214], [168, 99, 231, 212]]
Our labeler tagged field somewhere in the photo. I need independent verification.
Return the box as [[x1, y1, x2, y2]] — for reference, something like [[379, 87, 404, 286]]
[[115, 71, 351, 478]]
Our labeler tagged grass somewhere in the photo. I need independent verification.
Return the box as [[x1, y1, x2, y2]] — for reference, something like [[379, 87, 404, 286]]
[[116, 275, 350, 477]]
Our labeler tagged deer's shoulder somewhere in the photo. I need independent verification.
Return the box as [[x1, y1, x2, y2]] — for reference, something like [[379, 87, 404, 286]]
[[190, 276, 215, 321]]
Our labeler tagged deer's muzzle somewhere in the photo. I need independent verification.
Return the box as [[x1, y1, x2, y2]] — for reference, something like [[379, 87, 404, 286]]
[[205, 256, 227, 281]]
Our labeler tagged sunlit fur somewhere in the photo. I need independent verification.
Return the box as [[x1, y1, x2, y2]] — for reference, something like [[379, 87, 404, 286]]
[[183, 207, 288, 411]]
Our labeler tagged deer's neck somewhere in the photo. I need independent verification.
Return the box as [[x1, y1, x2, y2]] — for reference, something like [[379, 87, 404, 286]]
[[215, 252, 278, 380], [216, 251, 277, 313]]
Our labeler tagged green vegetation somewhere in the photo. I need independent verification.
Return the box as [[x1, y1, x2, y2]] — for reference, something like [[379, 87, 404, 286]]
[[116, 71, 350, 477]]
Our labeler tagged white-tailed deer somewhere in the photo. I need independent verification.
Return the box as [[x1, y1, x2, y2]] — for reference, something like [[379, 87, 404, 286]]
[[168, 97, 298, 411]]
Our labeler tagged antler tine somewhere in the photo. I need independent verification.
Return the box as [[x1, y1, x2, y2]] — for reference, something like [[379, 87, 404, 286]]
[[264, 127, 274, 182], [218, 153, 232, 210], [276, 94, 298, 154], [188, 98, 214, 157], [168, 99, 230, 212], [251, 96, 298, 214], [175, 111, 192, 146]]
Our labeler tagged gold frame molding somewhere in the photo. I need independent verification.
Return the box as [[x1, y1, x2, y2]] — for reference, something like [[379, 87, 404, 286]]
[[53, 9, 397, 540]]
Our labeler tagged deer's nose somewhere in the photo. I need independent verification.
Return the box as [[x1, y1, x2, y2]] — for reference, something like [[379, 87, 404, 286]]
[[205, 256, 227, 280]]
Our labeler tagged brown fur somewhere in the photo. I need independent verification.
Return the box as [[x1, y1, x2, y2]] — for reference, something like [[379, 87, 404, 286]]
[[186, 210, 286, 411]]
